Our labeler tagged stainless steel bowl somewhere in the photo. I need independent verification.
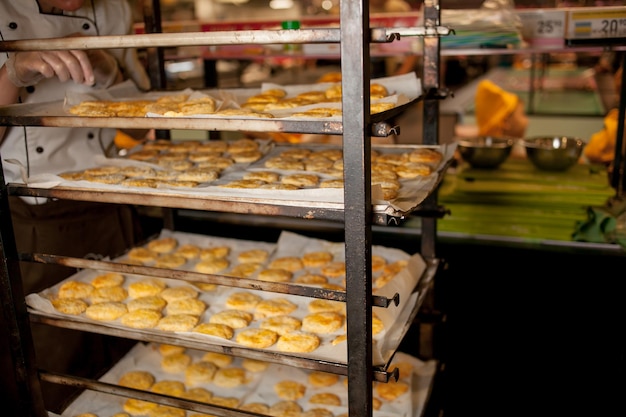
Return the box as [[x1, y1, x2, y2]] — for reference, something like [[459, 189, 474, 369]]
[[457, 136, 514, 169], [523, 136, 584, 171]]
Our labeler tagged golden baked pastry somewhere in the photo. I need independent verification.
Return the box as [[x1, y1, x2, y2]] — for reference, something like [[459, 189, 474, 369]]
[[173, 244, 201, 260], [191, 281, 218, 292], [259, 183, 299, 190], [243, 171, 280, 183], [219, 179, 266, 189], [274, 380, 306, 400], [264, 157, 305, 171], [126, 295, 167, 312], [308, 371, 339, 388], [57, 280, 94, 299], [268, 256, 304, 272], [319, 179, 344, 188], [300, 408, 335, 417], [150, 379, 186, 397], [301, 311, 344, 334], [394, 162, 432, 179], [309, 392, 341, 406], [230, 150, 263, 164], [275, 331, 320, 353], [260, 315, 302, 335], [118, 370, 156, 390], [91, 272, 125, 288], [50, 298, 88, 315], [185, 360, 218, 386], [158, 344, 186, 356], [225, 291, 262, 311], [161, 352, 192, 373], [193, 322, 234, 340], [408, 147, 443, 164], [85, 301, 128, 321], [236, 328, 279, 348], [209, 310, 253, 329], [119, 165, 156, 178], [254, 298, 297, 319], [237, 249, 269, 264], [195, 258, 230, 274], [155, 314, 199, 332], [148, 405, 186, 417], [147, 237, 178, 254], [320, 261, 346, 278], [181, 387, 213, 403], [199, 246, 231, 260], [374, 379, 409, 401], [308, 299, 345, 314], [269, 400, 302, 417], [207, 395, 240, 408], [120, 309, 162, 329], [293, 273, 328, 285], [195, 156, 235, 171], [123, 398, 158, 415], [227, 262, 262, 278], [213, 367, 247, 388], [371, 254, 387, 272], [302, 251, 334, 268], [127, 278, 166, 299], [257, 268, 293, 283], [160, 286, 199, 303], [166, 298, 206, 316], [202, 352, 234, 368], [239, 402, 271, 414], [176, 168, 219, 183], [281, 173, 319, 188], [241, 358, 269, 373], [90, 285, 128, 304], [127, 247, 159, 264]]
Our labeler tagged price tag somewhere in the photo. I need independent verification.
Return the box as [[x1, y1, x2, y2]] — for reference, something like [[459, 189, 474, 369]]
[[566, 7, 626, 40], [519, 10, 566, 39]]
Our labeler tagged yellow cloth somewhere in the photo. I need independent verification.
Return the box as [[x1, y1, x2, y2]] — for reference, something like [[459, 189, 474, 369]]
[[475, 80, 519, 137], [584, 108, 619, 165], [114, 129, 142, 149]]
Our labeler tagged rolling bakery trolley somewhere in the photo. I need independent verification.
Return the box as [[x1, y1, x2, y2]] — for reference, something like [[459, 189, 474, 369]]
[[0, 0, 451, 416]]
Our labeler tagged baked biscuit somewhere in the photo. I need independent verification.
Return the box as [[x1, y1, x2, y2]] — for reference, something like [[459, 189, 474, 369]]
[[257, 268, 293, 283], [161, 352, 192, 373], [195, 258, 230, 274], [254, 298, 297, 319], [85, 301, 128, 321], [156, 314, 199, 332], [293, 273, 328, 285], [307, 299, 345, 314], [173, 244, 201, 260], [167, 298, 206, 316], [91, 272, 125, 288], [408, 147, 443, 164], [213, 367, 247, 388], [269, 400, 302, 417], [309, 393, 341, 406], [276, 331, 320, 353], [119, 165, 156, 178], [372, 314, 384, 335], [118, 370, 156, 390], [127, 295, 167, 312], [209, 310, 253, 329], [241, 358, 269, 373], [199, 246, 231, 260], [260, 315, 302, 335], [147, 405, 186, 417], [296, 91, 327, 103], [202, 352, 234, 368], [51, 298, 88, 315], [158, 344, 186, 356], [120, 309, 162, 329], [181, 387, 213, 403], [193, 322, 234, 340], [198, 140, 229, 153], [304, 157, 334, 172], [219, 179, 266, 189], [57, 280, 94, 299], [230, 150, 263, 164], [302, 251, 334, 268], [123, 398, 158, 415], [281, 174, 319, 188], [236, 328, 279, 348], [177, 168, 219, 183], [268, 256, 304, 272], [90, 285, 128, 304], [147, 237, 178, 254], [191, 281, 218, 292], [120, 178, 159, 188], [319, 179, 344, 188], [127, 247, 159, 264], [279, 148, 312, 160], [374, 380, 409, 401], [259, 183, 299, 190], [228, 138, 260, 152], [195, 156, 235, 171], [185, 360, 218, 386], [301, 312, 344, 334], [308, 371, 339, 388], [384, 259, 408, 275], [244, 171, 280, 183], [309, 149, 343, 161], [208, 396, 240, 408], [150, 379, 186, 397], [274, 380, 306, 400], [394, 162, 432, 179], [225, 291, 262, 311], [128, 278, 166, 298], [300, 409, 335, 417], [320, 261, 346, 278], [227, 262, 262, 278], [237, 249, 269, 264], [371, 255, 387, 272], [264, 157, 304, 171], [160, 286, 199, 303]]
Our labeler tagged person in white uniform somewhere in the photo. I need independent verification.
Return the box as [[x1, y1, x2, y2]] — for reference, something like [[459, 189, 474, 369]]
[[0, 0, 150, 411]]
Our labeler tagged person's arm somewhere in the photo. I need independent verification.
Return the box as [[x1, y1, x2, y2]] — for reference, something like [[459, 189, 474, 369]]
[[0, 63, 21, 143]]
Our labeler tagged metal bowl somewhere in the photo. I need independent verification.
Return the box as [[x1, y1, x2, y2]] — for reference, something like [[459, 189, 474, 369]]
[[457, 136, 514, 169], [523, 136, 584, 171]]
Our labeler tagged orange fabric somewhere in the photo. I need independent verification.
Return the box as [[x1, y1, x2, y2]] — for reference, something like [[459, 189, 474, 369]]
[[114, 129, 142, 149], [475, 80, 519, 137], [584, 108, 620, 165]]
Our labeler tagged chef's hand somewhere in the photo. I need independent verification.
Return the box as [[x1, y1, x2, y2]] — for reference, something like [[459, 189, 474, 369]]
[[5, 48, 120, 89]]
